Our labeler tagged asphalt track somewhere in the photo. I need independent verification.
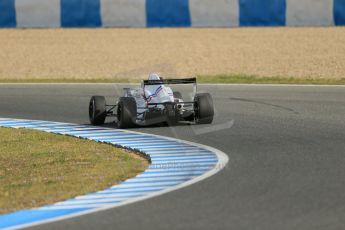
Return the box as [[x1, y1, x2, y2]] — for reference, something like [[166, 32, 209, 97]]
[[0, 84, 345, 230]]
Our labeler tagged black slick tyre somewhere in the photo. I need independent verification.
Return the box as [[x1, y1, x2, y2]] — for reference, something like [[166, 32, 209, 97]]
[[194, 93, 214, 124], [117, 97, 137, 128], [89, 96, 107, 125]]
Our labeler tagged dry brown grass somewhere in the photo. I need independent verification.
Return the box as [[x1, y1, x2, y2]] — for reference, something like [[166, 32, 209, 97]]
[[0, 127, 148, 214], [0, 27, 344, 81]]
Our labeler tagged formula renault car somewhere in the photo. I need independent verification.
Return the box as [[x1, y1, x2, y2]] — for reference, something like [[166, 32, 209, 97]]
[[89, 74, 214, 128]]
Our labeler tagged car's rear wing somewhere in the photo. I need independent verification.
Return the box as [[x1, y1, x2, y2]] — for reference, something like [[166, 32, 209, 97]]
[[142, 77, 197, 98], [143, 77, 196, 85]]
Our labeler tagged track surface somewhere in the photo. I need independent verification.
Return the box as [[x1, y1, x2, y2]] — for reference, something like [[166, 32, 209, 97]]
[[1, 84, 345, 230]]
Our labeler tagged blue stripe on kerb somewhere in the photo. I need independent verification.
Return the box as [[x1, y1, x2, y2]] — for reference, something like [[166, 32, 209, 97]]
[[136, 173, 204, 179], [0, 118, 223, 229], [0, 208, 90, 229], [151, 156, 217, 161], [143, 169, 208, 174], [76, 194, 143, 200], [0, 121, 49, 126], [149, 149, 209, 154], [109, 142, 188, 147], [94, 188, 163, 194], [146, 149, 210, 153], [149, 154, 213, 159], [81, 135, 149, 141], [77, 133, 137, 137]]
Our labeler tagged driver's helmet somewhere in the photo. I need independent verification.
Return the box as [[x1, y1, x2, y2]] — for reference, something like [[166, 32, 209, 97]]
[[145, 73, 173, 103], [148, 73, 161, 80]]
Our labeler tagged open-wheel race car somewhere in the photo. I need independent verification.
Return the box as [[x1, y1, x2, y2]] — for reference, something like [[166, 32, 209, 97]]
[[89, 74, 214, 128]]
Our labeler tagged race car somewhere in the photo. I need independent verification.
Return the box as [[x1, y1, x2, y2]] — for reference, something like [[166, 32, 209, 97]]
[[88, 74, 214, 128]]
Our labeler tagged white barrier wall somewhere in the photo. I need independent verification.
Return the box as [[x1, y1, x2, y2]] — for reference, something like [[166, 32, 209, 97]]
[[189, 0, 239, 27], [101, 0, 146, 27], [15, 0, 60, 27], [286, 0, 334, 26], [0, 0, 344, 27]]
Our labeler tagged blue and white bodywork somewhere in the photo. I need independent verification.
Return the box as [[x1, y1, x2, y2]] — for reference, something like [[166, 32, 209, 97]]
[[89, 74, 214, 128]]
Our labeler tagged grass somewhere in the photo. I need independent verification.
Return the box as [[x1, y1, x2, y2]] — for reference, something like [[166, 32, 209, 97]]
[[197, 74, 345, 85], [0, 127, 149, 214], [0, 74, 344, 85]]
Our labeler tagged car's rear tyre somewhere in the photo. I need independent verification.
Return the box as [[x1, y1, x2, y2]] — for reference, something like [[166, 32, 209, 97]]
[[89, 96, 106, 125], [194, 93, 214, 124], [166, 118, 178, 126], [171, 91, 183, 125], [166, 112, 178, 126], [173, 91, 183, 100], [117, 97, 137, 129]]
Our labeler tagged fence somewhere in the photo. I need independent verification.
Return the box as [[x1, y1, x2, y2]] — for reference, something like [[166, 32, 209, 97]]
[[0, 0, 344, 27]]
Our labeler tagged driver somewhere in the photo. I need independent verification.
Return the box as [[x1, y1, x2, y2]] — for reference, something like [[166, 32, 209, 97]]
[[144, 73, 174, 104]]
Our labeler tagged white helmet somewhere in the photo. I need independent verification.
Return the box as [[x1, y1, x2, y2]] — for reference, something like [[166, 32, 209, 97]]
[[148, 73, 161, 80]]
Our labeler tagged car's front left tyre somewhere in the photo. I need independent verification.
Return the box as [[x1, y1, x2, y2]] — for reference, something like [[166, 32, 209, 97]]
[[89, 96, 107, 125]]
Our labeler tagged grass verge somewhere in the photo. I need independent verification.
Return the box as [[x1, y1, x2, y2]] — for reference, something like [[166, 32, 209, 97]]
[[197, 74, 345, 85], [0, 74, 344, 85], [0, 127, 149, 214]]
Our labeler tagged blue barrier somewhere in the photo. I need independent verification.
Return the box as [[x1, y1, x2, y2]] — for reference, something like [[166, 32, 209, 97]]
[[146, 0, 191, 27], [334, 0, 345, 25], [0, 0, 344, 27], [0, 0, 16, 27], [61, 0, 101, 27], [239, 0, 286, 26]]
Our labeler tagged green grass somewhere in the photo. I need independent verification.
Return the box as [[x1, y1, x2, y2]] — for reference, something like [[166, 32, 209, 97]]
[[0, 127, 148, 214], [0, 74, 344, 85], [196, 74, 345, 85]]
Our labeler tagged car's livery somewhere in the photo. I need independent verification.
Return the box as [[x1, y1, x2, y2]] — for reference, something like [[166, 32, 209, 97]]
[[89, 74, 214, 128]]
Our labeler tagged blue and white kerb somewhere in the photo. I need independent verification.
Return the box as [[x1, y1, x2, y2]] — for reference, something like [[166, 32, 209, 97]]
[[0, 118, 228, 229]]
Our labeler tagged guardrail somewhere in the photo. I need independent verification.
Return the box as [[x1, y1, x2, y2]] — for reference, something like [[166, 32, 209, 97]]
[[0, 0, 344, 28]]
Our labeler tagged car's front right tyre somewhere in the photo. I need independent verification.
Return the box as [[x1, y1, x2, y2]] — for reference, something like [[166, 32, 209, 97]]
[[117, 97, 137, 128], [194, 93, 214, 124]]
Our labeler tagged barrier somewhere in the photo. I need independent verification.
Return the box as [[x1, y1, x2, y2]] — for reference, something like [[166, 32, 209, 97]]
[[0, 0, 344, 27]]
